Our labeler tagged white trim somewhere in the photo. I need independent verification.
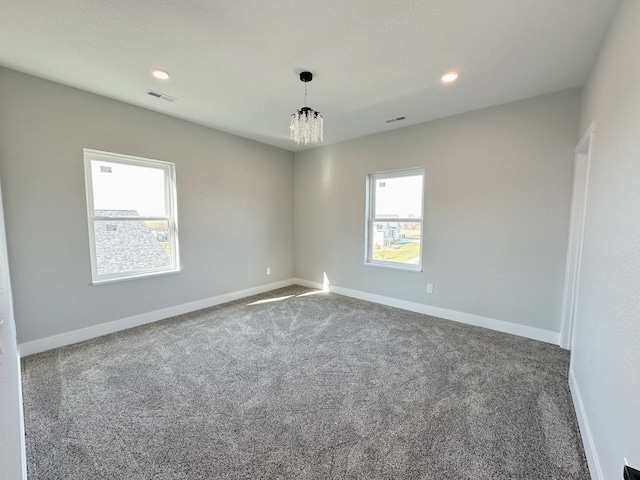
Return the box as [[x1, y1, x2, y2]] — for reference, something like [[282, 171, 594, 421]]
[[16, 350, 27, 480], [91, 267, 181, 286], [294, 278, 559, 344], [0, 178, 26, 479], [19, 279, 295, 356], [294, 278, 324, 289], [560, 122, 595, 349], [569, 368, 602, 480], [364, 262, 423, 273], [575, 121, 597, 156], [20, 276, 560, 355]]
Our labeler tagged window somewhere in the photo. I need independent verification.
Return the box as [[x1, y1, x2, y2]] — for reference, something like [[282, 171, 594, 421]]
[[365, 168, 424, 270], [84, 149, 179, 284]]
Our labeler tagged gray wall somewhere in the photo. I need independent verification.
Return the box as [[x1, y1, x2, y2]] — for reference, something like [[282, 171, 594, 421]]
[[295, 89, 580, 333], [0, 179, 25, 479], [0, 67, 294, 344], [573, 0, 640, 476]]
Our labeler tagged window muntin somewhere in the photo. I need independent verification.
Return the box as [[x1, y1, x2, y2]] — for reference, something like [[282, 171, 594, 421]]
[[84, 149, 179, 284], [366, 168, 424, 270]]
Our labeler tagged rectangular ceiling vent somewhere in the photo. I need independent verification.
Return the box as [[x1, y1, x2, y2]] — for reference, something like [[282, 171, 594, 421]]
[[385, 115, 408, 124], [145, 89, 177, 103]]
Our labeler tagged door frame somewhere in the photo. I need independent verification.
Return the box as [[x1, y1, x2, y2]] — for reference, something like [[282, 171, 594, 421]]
[[560, 122, 595, 350]]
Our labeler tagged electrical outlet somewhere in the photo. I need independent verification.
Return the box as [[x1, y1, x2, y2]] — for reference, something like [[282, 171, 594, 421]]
[[426, 284, 434, 294], [266, 268, 271, 275]]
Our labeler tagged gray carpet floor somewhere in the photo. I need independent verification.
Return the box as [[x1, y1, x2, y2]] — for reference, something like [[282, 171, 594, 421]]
[[22, 285, 589, 479]]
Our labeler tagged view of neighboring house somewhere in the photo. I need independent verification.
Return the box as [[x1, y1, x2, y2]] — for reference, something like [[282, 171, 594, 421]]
[[373, 215, 401, 247], [95, 210, 170, 275]]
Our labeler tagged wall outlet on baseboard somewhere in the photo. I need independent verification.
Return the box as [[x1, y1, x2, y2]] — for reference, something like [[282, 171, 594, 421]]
[[266, 268, 271, 275], [426, 284, 434, 294]]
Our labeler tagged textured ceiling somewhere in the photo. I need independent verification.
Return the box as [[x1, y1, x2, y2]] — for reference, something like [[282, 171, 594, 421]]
[[0, 0, 619, 151]]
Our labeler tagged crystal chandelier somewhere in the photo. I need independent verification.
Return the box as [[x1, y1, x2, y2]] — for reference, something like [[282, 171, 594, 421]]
[[290, 71, 323, 146]]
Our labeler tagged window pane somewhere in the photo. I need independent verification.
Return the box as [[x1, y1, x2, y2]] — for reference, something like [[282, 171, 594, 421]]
[[94, 220, 171, 276], [374, 174, 422, 218], [91, 160, 167, 217], [371, 221, 421, 265]]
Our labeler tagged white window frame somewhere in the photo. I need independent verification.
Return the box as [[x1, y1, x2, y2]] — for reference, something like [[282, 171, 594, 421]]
[[365, 167, 424, 271], [83, 149, 180, 284]]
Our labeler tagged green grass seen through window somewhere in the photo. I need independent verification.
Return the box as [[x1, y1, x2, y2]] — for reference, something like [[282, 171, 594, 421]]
[[373, 241, 420, 263]]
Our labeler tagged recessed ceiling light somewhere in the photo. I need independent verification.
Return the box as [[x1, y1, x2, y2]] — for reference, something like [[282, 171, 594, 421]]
[[441, 71, 459, 83], [151, 69, 170, 80]]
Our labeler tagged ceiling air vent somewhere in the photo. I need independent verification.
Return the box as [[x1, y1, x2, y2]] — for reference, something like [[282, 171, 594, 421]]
[[145, 89, 177, 102], [385, 115, 408, 124]]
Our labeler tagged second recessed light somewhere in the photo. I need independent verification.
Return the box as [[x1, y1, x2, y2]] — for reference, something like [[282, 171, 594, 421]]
[[151, 69, 170, 80], [441, 71, 459, 83]]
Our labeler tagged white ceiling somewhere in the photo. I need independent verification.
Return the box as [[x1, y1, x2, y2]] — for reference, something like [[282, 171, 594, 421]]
[[0, 0, 619, 152]]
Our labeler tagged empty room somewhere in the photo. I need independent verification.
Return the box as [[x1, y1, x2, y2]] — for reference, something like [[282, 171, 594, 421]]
[[0, 1, 638, 479]]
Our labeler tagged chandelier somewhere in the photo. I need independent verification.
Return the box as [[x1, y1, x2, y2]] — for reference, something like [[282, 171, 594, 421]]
[[290, 71, 323, 146]]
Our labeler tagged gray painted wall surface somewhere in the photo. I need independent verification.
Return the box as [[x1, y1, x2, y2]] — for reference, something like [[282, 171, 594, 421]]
[[0, 179, 25, 479], [295, 90, 580, 333], [574, 0, 640, 477], [0, 67, 294, 344]]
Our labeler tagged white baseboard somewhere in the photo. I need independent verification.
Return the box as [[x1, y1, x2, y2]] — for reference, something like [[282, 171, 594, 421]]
[[569, 369, 602, 480], [295, 278, 327, 290], [16, 350, 28, 480], [19, 278, 295, 356], [20, 277, 560, 356], [294, 278, 560, 345]]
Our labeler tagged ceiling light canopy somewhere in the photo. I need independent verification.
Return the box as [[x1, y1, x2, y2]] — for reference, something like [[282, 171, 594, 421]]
[[151, 68, 170, 80], [290, 71, 323, 146], [441, 71, 459, 83]]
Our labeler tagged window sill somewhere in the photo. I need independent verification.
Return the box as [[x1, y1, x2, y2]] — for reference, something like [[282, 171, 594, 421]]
[[364, 262, 422, 273], [91, 268, 180, 285]]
